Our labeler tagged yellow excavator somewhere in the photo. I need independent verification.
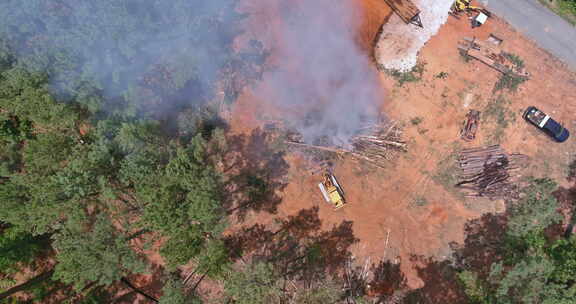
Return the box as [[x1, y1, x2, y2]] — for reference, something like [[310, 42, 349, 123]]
[[451, 0, 490, 16], [318, 171, 346, 210]]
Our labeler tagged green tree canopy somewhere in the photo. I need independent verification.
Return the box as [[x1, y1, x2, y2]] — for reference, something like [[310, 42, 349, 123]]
[[159, 278, 202, 304], [224, 262, 283, 304], [0, 226, 46, 275], [129, 135, 225, 269], [52, 213, 145, 290], [458, 178, 576, 304], [506, 178, 562, 238], [0, 0, 244, 117], [0, 3, 242, 297]]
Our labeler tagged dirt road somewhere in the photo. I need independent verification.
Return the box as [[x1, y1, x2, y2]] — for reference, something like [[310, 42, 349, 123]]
[[480, 0, 576, 69]]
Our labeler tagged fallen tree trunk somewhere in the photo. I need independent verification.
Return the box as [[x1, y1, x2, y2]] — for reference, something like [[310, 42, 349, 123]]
[[285, 141, 388, 168], [0, 270, 54, 300], [285, 141, 347, 155], [120, 277, 159, 303]]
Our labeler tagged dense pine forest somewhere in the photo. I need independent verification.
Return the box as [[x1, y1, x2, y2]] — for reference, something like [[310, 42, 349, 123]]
[[1, 0, 576, 303]]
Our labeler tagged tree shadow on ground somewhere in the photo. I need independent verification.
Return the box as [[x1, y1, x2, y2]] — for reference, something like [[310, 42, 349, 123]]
[[567, 158, 576, 182], [402, 213, 510, 304], [110, 263, 164, 303], [553, 186, 576, 238], [403, 256, 468, 304], [360, 260, 407, 302], [223, 127, 289, 222], [371, 177, 576, 304], [225, 207, 357, 281], [450, 213, 508, 277]]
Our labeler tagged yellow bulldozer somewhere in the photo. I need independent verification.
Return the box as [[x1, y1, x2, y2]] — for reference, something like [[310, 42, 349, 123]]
[[318, 171, 346, 210], [451, 0, 490, 16]]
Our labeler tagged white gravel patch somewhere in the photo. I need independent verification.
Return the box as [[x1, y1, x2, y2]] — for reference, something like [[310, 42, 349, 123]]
[[375, 0, 454, 71]]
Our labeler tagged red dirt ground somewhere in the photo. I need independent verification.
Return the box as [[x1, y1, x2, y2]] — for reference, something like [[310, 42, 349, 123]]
[[227, 0, 576, 292]]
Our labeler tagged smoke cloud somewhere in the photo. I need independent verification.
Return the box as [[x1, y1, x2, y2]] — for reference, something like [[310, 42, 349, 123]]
[[0, 0, 383, 144], [253, 0, 383, 146], [0, 0, 244, 116]]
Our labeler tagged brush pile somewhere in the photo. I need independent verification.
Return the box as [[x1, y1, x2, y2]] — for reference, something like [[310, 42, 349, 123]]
[[351, 123, 407, 164], [343, 256, 371, 303], [456, 145, 529, 199], [286, 122, 407, 167]]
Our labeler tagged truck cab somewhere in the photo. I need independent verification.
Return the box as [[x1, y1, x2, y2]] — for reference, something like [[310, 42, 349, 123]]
[[523, 106, 569, 142]]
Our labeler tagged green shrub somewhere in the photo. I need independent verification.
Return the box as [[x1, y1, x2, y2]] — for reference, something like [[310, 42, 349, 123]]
[[384, 63, 426, 87], [0, 227, 45, 274], [435, 71, 449, 79], [494, 73, 528, 92], [558, 0, 576, 17], [502, 52, 525, 70], [410, 117, 424, 126]]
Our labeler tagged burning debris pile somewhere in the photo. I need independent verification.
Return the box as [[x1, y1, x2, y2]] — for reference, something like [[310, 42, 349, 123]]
[[456, 145, 529, 199], [251, 0, 383, 146], [286, 121, 407, 167]]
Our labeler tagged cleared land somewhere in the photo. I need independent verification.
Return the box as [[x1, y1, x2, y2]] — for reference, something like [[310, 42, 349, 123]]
[[224, 0, 576, 290]]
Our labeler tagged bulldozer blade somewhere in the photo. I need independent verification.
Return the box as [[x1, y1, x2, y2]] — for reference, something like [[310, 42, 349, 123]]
[[318, 183, 331, 203], [329, 174, 345, 195]]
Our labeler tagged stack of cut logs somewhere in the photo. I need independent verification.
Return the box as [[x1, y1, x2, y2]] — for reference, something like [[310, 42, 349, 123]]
[[285, 122, 407, 167], [456, 145, 529, 199]]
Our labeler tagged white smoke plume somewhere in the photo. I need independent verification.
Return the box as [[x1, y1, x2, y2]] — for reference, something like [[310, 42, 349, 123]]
[[0, 0, 244, 116], [250, 0, 383, 146]]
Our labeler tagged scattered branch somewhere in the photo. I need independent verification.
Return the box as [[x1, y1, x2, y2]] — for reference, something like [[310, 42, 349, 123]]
[[286, 122, 407, 168]]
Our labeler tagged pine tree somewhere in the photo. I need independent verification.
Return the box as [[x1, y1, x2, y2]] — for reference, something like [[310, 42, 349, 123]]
[[506, 178, 562, 238], [159, 278, 202, 304], [0, 226, 46, 274], [224, 262, 283, 304], [52, 213, 146, 290]]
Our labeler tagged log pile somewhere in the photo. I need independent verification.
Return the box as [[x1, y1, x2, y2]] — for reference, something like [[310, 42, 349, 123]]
[[456, 145, 529, 199], [286, 122, 407, 167], [458, 37, 530, 78]]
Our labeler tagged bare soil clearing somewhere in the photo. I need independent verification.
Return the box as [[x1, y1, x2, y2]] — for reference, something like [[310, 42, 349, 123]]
[[226, 0, 576, 290]]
